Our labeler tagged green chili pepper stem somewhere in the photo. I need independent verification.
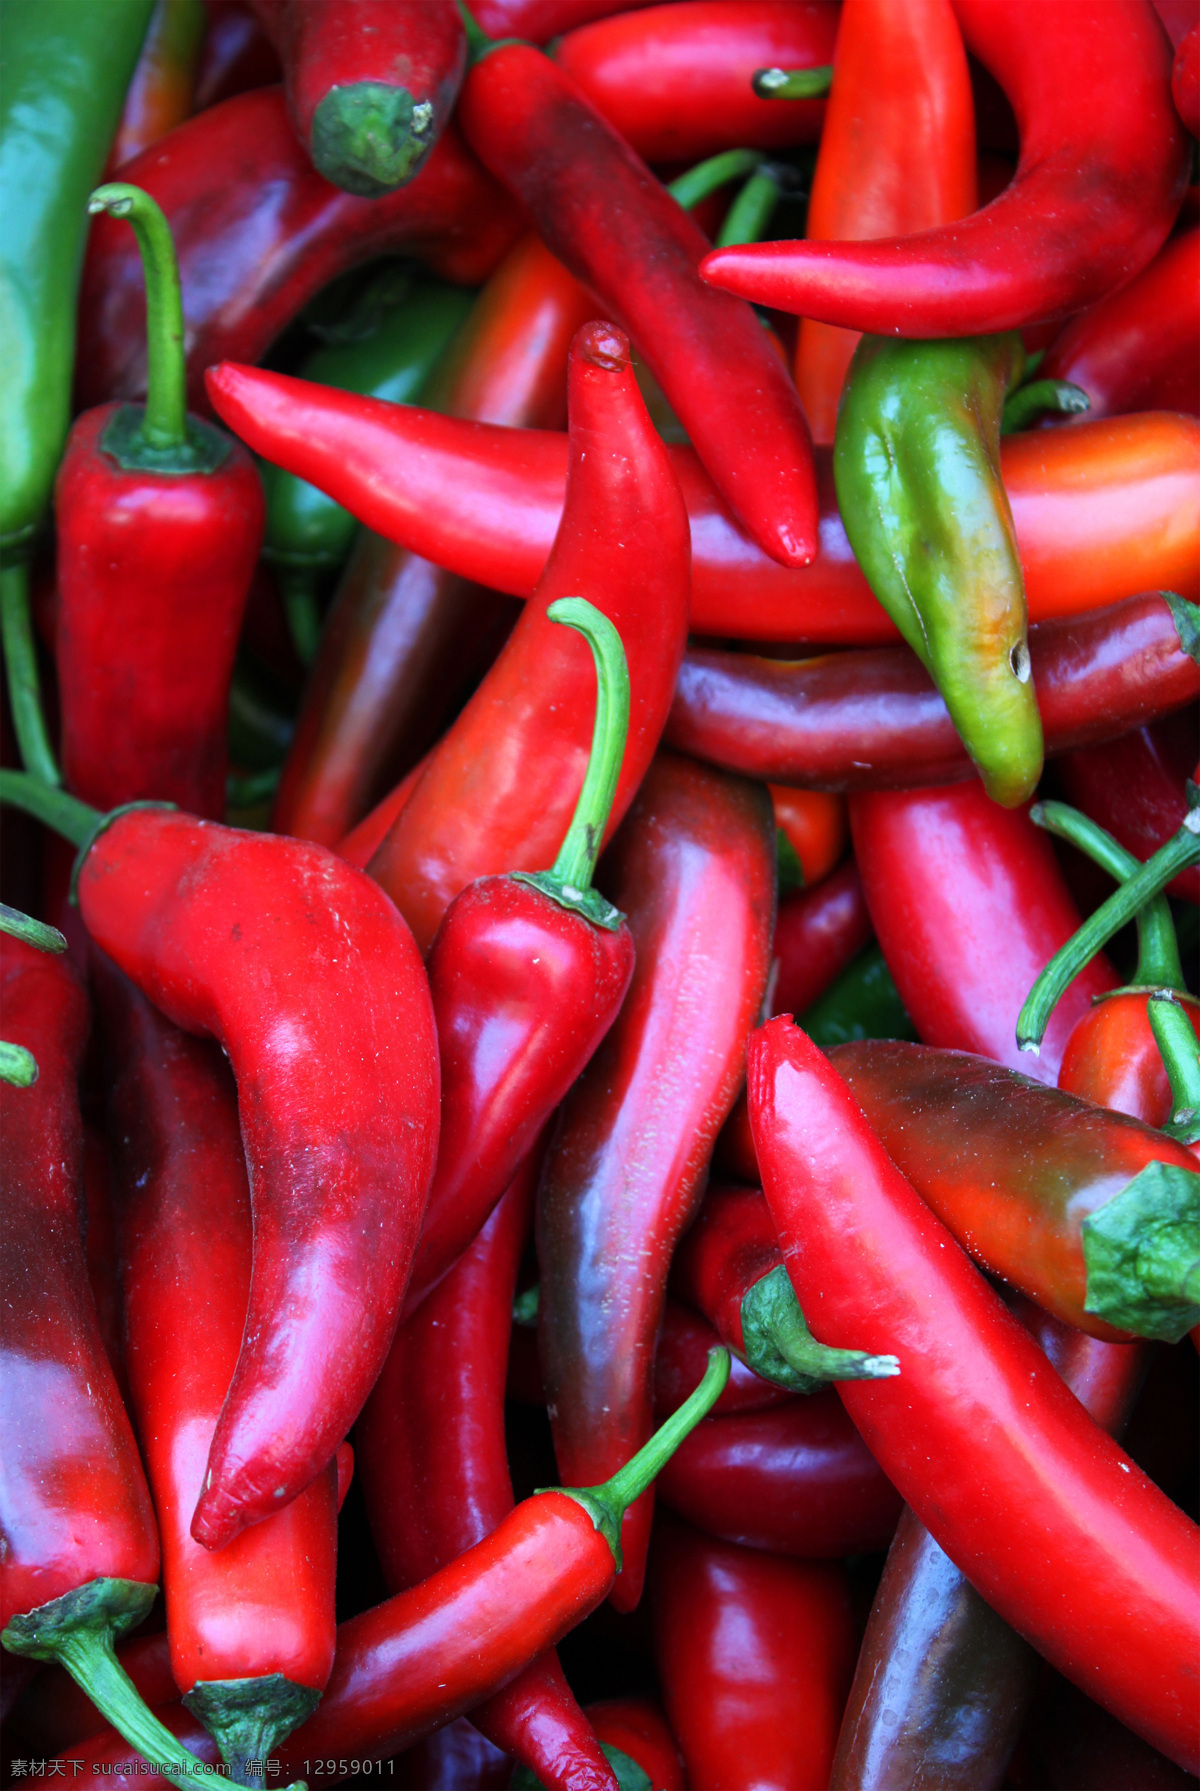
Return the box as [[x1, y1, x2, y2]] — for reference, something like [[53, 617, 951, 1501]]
[[740, 1263, 900, 1394], [1017, 816, 1200, 1053], [511, 597, 630, 932], [667, 148, 765, 211], [88, 184, 186, 451], [716, 165, 783, 249], [548, 1348, 730, 1568], [183, 1676, 320, 1786], [1031, 801, 1184, 991], [1147, 995, 1200, 1141], [1000, 378, 1090, 435], [0, 1041, 39, 1087], [751, 65, 833, 99], [0, 769, 98, 847], [0, 902, 68, 953], [1, 561, 61, 787]]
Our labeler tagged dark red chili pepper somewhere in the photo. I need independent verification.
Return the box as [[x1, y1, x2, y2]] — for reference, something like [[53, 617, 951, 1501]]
[[667, 593, 1200, 793], [848, 780, 1117, 1080], [1057, 708, 1200, 904], [365, 323, 689, 955], [248, 0, 465, 194], [1175, 24, 1200, 132], [108, 0, 208, 170], [771, 858, 873, 1018], [473, 0, 655, 42], [454, 34, 817, 568], [82, 1123, 126, 1394], [584, 1700, 684, 1791], [552, 2, 835, 165], [0, 777, 440, 1551], [193, 1, 281, 110], [652, 1517, 855, 1791], [395, 1720, 514, 1789], [56, 182, 263, 821], [700, 0, 1189, 336], [76, 87, 521, 417], [747, 1015, 1200, 1775], [538, 750, 775, 1609], [204, 367, 1200, 641]]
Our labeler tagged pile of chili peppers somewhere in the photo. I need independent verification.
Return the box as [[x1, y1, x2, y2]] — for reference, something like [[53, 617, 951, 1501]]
[[2, 0, 1199, 1787]]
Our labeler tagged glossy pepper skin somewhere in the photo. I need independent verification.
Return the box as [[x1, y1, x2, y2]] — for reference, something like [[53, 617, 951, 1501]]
[[456, 41, 818, 569], [473, 0, 656, 38], [1058, 712, 1200, 904], [248, 0, 466, 194], [366, 324, 689, 954], [652, 1518, 856, 1791], [108, 0, 207, 170], [538, 752, 775, 1608], [584, 1701, 684, 1791], [830, 1300, 1149, 1791], [848, 781, 1117, 1081], [552, 2, 836, 165], [831, 1039, 1200, 1342], [667, 592, 1200, 792], [358, 1163, 620, 1791], [771, 859, 873, 1018], [204, 368, 1200, 641], [747, 1016, 1200, 1775], [793, 0, 976, 445], [701, 0, 1189, 336], [76, 87, 521, 418]]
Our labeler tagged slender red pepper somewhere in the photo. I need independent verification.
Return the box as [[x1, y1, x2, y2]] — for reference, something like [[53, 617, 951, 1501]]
[[771, 859, 873, 1017], [1058, 709, 1200, 904], [76, 87, 521, 417], [700, 0, 1189, 335], [56, 183, 263, 821], [583, 1701, 684, 1791], [203, 368, 1200, 640], [0, 777, 440, 1550], [108, 0, 207, 170], [538, 750, 775, 1609], [365, 323, 689, 954], [652, 1518, 855, 1791], [551, 2, 836, 165], [848, 780, 1117, 1080], [667, 592, 1200, 791], [358, 1162, 619, 1791], [455, 36, 818, 568], [748, 1015, 1200, 1775], [248, 0, 465, 193]]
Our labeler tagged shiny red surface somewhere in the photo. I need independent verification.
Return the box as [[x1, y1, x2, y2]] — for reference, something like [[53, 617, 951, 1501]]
[[586, 1699, 684, 1791], [1059, 992, 1200, 1129], [672, 1183, 780, 1355]]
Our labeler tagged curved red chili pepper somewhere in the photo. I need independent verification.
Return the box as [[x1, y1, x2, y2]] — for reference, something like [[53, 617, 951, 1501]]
[[365, 323, 689, 954], [552, 2, 835, 165], [749, 1017, 1200, 1774], [455, 39, 818, 567], [248, 0, 465, 194], [847, 781, 1117, 1080], [538, 751, 775, 1609], [651, 1517, 856, 1791], [700, 0, 1189, 335], [584, 1701, 684, 1791], [76, 88, 521, 416], [204, 367, 1200, 640], [1058, 711, 1200, 904], [667, 593, 1200, 791]]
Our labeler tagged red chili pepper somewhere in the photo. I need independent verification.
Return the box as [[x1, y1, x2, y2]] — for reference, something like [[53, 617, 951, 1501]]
[[747, 1015, 1200, 1775], [56, 183, 263, 821], [203, 367, 1200, 641], [667, 593, 1200, 792], [248, 0, 465, 193], [769, 787, 847, 888], [652, 1517, 856, 1791], [770, 858, 873, 1018], [76, 88, 521, 418], [700, 0, 1189, 335], [847, 780, 1117, 1080], [193, 1, 281, 110], [107, 0, 208, 171], [365, 323, 689, 955], [793, 0, 976, 444], [1175, 23, 1200, 132], [551, 2, 836, 165], [472, 0, 657, 39], [583, 1700, 684, 1791], [81, 1124, 126, 1396], [1, 779, 440, 1550], [455, 36, 818, 568], [538, 750, 776, 1608], [1058, 710, 1200, 904]]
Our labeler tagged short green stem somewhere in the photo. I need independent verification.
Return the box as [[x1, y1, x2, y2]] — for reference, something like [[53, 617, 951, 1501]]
[[752, 65, 833, 99], [740, 1263, 900, 1394], [1000, 378, 1090, 434], [1031, 801, 1184, 991], [668, 149, 765, 211], [1, 560, 61, 786], [89, 185, 186, 450], [1147, 995, 1200, 1144], [716, 164, 785, 249], [1017, 815, 1200, 1053], [0, 902, 68, 953], [0, 1041, 39, 1086], [183, 1676, 321, 1785], [0, 768, 99, 846]]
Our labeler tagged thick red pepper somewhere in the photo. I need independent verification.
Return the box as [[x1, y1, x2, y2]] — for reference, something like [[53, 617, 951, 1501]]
[[56, 183, 263, 821], [248, 0, 465, 193], [76, 87, 521, 417], [1, 780, 440, 1550], [747, 1015, 1200, 1774], [538, 750, 775, 1608], [455, 38, 818, 569], [667, 593, 1200, 792], [552, 2, 836, 165], [365, 323, 689, 954], [701, 0, 1189, 335], [1058, 709, 1200, 903], [203, 368, 1200, 641], [652, 1517, 856, 1791], [358, 1162, 619, 1791], [848, 780, 1117, 1080]]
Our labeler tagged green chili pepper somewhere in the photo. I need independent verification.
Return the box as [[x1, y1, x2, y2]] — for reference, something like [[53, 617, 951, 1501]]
[[800, 942, 916, 1049], [833, 332, 1043, 808]]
